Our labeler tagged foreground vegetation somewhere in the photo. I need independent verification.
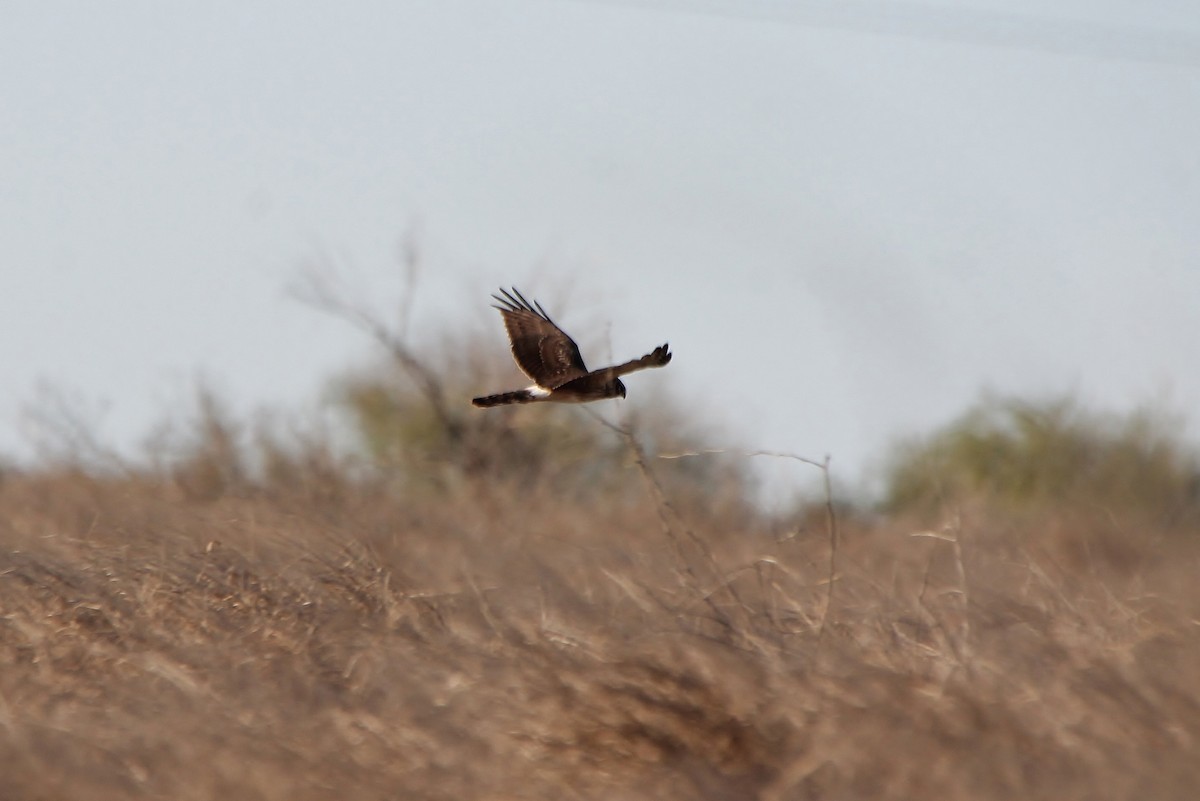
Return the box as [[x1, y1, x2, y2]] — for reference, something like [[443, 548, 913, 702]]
[[2, 413, 1198, 799], [4, 276, 1198, 798]]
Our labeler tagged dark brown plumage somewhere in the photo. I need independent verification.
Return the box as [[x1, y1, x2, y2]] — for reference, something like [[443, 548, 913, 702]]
[[472, 287, 672, 408]]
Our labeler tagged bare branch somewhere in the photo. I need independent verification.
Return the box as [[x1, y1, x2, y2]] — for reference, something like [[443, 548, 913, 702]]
[[644, 442, 841, 641], [290, 243, 461, 441], [20, 382, 129, 472]]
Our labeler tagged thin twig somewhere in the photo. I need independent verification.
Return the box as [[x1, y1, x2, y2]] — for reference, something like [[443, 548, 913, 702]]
[[657, 445, 841, 640], [583, 410, 748, 640], [817, 454, 839, 642]]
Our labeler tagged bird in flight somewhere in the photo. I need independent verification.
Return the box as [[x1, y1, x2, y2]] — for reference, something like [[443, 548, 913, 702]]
[[472, 287, 672, 408]]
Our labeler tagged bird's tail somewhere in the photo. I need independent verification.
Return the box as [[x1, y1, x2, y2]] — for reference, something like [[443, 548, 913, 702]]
[[472, 389, 537, 408]]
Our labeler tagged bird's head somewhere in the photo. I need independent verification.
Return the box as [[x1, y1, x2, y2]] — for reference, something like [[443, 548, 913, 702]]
[[610, 378, 627, 399]]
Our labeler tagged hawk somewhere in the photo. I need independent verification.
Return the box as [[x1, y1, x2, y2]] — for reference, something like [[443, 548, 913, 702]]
[[472, 287, 672, 408]]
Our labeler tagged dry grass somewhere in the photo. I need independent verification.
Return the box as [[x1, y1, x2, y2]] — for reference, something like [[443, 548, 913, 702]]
[[1, 457, 1198, 801]]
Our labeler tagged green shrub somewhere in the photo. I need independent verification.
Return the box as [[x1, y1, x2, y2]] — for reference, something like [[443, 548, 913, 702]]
[[883, 394, 1200, 523], [334, 355, 748, 507]]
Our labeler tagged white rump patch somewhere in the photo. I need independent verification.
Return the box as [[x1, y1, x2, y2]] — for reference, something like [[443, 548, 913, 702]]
[[527, 385, 552, 398]]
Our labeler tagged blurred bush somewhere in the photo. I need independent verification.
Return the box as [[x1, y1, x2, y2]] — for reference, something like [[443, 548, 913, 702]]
[[882, 393, 1200, 526], [333, 345, 750, 510]]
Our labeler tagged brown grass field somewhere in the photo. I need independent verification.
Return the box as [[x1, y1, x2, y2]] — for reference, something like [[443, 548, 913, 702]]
[[2, 439, 1199, 800]]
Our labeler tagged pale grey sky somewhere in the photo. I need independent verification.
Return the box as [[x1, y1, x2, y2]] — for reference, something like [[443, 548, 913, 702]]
[[3, 1, 1198, 495]]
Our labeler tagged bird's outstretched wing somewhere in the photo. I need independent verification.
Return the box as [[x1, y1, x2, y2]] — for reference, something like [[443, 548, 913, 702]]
[[492, 287, 589, 388], [607, 343, 672, 377]]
